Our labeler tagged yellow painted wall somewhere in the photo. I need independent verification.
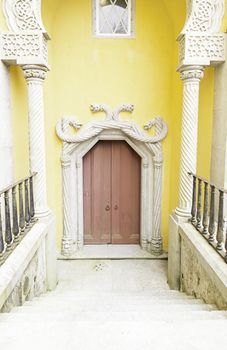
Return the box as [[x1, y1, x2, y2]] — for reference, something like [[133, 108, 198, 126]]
[[0, 0, 222, 250]]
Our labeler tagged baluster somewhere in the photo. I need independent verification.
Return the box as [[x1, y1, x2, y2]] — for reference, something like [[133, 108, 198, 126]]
[[202, 181, 209, 234], [4, 190, 13, 249], [0, 199, 4, 257], [24, 179, 30, 226], [12, 186, 19, 240], [216, 190, 224, 251], [208, 185, 216, 242], [196, 178, 203, 230], [29, 176, 35, 222], [19, 182, 25, 232], [191, 175, 197, 225]]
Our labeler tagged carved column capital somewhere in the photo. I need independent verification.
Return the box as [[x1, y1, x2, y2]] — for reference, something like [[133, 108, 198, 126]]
[[179, 66, 204, 82], [22, 65, 48, 83]]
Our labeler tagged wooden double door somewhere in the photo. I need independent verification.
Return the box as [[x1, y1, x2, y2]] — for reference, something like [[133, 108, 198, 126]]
[[83, 141, 141, 244]]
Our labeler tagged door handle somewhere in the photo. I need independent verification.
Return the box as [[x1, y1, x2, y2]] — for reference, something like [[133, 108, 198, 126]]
[[105, 205, 110, 211], [114, 205, 118, 210]]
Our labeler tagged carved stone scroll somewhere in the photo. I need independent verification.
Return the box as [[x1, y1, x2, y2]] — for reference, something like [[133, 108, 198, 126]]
[[3, 0, 48, 37], [182, 0, 225, 34]]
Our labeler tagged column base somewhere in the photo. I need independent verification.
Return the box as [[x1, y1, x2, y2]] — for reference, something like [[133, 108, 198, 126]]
[[35, 208, 52, 220], [175, 206, 191, 219], [150, 238, 163, 255], [61, 238, 74, 257]]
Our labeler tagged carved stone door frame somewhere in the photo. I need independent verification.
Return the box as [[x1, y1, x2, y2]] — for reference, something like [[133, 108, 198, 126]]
[[56, 104, 168, 256]]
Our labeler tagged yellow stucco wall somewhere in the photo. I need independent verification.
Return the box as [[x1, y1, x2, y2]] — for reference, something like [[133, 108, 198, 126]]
[[0, 0, 223, 250]]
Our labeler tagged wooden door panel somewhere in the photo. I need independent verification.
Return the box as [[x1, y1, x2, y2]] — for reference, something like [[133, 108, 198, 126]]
[[111, 141, 141, 244], [83, 140, 141, 245], [83, 141, 111, 244]]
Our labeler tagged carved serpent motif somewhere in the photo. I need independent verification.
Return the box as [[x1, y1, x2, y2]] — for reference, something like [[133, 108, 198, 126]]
[[56, 105, 168, 145]]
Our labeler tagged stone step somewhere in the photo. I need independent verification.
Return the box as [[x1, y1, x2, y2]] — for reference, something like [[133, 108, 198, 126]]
[[36, 291, 197, 300], [25, 297, 205, 308], [11, 301, 215, 313], [0, 319, 227, 350], [1, 309, 226, 323]]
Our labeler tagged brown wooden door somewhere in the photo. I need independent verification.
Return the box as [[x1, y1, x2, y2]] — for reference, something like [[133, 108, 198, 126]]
[[83, 141, 141, 244]]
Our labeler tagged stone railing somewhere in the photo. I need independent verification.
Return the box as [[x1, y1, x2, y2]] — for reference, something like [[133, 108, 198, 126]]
[[189, 172, 227, 262], [0, 173, 37, 265]]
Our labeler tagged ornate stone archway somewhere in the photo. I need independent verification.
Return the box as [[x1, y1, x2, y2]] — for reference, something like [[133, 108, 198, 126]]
[[56, 104, 168, 256], [0, 0, 225, 256]]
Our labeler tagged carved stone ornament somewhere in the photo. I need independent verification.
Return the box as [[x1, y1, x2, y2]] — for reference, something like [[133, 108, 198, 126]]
[[3, 0, 48, 37], [1, 1, 49, 66], [182, 0, 225, 34], [22, 64, 48, 81], [0, 32, 48, 65], [56, 105, 168, 256], [56, 104, 168, 145], [178, 0, 225, 68], [179, 66, 204, 81], [178, 33, 225, 66]]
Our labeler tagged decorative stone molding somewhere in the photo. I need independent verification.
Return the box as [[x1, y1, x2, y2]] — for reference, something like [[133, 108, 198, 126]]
[[1, 1, 49, 66], [176, 66, 204, 217], [56, 105, 168, 256], [0, 32, 48, 65], [182, 0, 225, 34], [22, 64, 48, 81], [3, 0, 48, 37], [178, 33, 225, 66], [180, 66, 204, 81], [90, 103, 135, 121], [178, 0, 225, 68], [56, 106, 168, 145]]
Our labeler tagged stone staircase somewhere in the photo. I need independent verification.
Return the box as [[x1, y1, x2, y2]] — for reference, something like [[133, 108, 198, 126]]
[[0, 259, 227, 349]]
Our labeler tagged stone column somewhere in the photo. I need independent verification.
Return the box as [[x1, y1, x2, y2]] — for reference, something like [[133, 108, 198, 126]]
[[61, 155, 73, 256], [175, 66, 204, 218], [22, 64, 57, 290], [22, 65, 49, 218], [151, 155, 163, 254]]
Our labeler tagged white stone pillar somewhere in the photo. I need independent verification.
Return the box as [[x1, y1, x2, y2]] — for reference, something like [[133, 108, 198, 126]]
[[22, 64, 57, 290], [22, 64, 49, 218], [175, 66, 204, 218], [0, 62, 13, 189], [151, 155, 163, 254], [61, 155, 74, 256]]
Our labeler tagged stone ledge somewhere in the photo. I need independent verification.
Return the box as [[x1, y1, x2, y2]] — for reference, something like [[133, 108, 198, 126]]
[[0, 223, 47, 310], [179, 223, 227, 309], [58, 244, 168, 260]]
